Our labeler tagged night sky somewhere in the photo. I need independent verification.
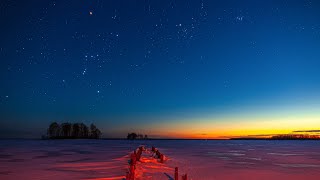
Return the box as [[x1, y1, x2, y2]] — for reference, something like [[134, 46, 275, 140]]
[[1, 0, 320, 138]]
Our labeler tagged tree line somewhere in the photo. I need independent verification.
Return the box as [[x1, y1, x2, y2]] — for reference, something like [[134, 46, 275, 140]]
[[46, 122, 102, 139], [127, 132, 148, 140], [271, 134, 320, 140]]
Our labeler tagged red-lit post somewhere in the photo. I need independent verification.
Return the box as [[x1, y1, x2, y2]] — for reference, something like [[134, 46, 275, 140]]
[[156, 150, 160, 158], [130, 164, 135, 180], [138, 148, 143, 161], [175, 167, 179, 180], [131, 152, 136, 165], [136, 149, 140, 161], [160, 154, 164, 163], [182, 174, 188, 180]]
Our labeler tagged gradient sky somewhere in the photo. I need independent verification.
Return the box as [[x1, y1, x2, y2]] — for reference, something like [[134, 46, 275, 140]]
[[1, 0, 320, 138]]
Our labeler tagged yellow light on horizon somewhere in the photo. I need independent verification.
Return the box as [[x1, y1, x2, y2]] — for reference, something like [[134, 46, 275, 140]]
[[143, 112, 320, 139]]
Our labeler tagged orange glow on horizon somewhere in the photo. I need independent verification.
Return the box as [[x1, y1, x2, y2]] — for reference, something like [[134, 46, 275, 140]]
[[140, 113, 320, 139]]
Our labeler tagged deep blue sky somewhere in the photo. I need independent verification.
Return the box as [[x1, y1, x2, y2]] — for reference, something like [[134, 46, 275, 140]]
[[1, 0, 320, 138]]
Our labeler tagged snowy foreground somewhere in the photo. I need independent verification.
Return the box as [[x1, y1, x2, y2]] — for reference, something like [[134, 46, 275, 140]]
[[1, 140, 320, 180]]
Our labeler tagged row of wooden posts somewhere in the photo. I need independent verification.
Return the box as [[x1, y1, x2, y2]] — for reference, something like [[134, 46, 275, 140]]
[[151, 146, 165, 163], [126, 146, 144, 180], [125, 146, 187, 180]]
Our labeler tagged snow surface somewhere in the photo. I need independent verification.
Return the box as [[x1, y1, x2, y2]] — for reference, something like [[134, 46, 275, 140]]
[[1, 140, 320, 180]]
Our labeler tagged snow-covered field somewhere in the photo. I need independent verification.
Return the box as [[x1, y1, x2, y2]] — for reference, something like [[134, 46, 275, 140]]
[[1, 140, 320, 180]]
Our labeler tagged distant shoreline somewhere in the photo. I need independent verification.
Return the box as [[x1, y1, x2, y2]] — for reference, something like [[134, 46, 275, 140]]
[[0, 138, 319, 140]]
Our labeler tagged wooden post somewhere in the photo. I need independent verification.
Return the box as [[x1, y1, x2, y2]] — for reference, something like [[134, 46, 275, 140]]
[[130, 164, 135, 180], [182, 174, 188, 180], [131, 168, 135, 180], [156, 150, 160, 158], [160, 154, 164, 163], [175, 167, 179, 180], [126, 171, 130, 180], [136, 149, 141, 161], [131, 152, 136, 165], [139, 148, 142, 160]]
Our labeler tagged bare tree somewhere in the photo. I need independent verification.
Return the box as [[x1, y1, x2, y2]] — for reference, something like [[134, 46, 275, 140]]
[[90, 123, 102, 139], [72, 123, 80, 138], [61, 123, 72, 138], [79, 123, 89, 138], [47, 122, 60, 138]]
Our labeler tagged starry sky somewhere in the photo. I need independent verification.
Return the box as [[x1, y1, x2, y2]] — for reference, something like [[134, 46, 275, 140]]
[[1, 0, 320, 138]]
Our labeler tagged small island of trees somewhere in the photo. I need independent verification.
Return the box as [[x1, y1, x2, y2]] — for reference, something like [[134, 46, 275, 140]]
[[45, 122, 102, 139], [127, 132, 148, 140]]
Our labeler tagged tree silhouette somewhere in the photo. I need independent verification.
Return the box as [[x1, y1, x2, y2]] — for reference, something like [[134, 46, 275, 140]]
[[90, 123, 102, 139], [127, 133, 138, 140], [127, 133, 148, 140], [271, 134, 320, 140], [72, 123, 80, 138], [47, 122, 60, 138], [61, 123, 72, 138], [45, 122, 101, 139], [80, 123, 89, 138]]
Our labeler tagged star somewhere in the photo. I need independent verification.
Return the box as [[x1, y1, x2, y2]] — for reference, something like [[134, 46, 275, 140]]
[[82, 68, 87, 75], [236, 16, 243, 21], [89, 11, 93, 15]]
